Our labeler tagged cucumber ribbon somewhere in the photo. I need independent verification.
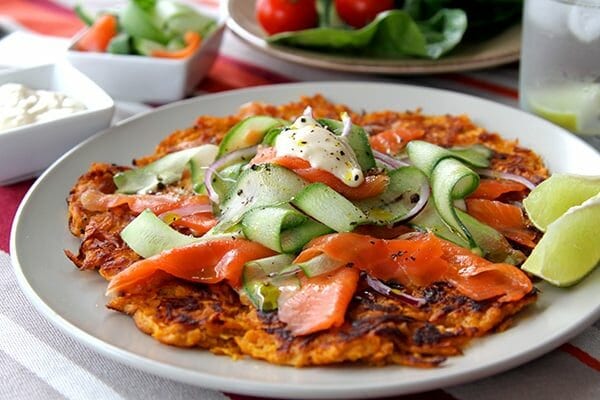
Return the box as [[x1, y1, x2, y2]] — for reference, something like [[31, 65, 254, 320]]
[[242, 254, 300, 311], [114, 144, 218, 194], [242, 205, 333, 254], [407, 141, 489, 251], [120, 209, 241, 259]]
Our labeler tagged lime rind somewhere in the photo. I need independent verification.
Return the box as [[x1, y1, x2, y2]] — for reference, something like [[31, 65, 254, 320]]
[[527, 83, 600, 135], [522, 193, 600, 287], [523, 174, 600, 231]]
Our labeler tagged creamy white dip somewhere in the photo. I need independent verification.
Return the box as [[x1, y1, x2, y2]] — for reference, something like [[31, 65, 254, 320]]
[[0, 83, 87, 132], [274, 113, 364, 187]]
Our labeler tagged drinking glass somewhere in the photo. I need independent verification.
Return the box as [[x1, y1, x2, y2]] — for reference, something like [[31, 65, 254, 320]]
[[519, 0, 600, 136]]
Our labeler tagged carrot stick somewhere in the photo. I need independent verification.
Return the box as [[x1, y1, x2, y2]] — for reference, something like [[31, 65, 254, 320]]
[[75, 14, 118, 53], [151, 31, 202, 59]]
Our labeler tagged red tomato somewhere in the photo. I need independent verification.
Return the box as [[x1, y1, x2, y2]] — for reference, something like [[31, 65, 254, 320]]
[[256, 0, 318, 35], [334, 0, 394, 28]]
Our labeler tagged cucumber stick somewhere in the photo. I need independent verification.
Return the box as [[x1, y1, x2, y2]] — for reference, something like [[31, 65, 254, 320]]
[[107, 33, 132, 55], [292, 183, 367, 232], [74, 4, 96, 26], [218, 116, 288, 157], [153, 0, 216, 37], [120, 1, 170, 44]]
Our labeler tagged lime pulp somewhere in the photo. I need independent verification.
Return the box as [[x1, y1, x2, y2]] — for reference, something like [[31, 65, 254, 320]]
[[522, 193, 600, 287], [523, 174, 600, 232]]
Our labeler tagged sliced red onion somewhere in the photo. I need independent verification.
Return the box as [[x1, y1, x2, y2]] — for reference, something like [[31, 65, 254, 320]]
[[365, 274, 427, 307], [204, 145, 258, 204], [302, 106, 313, 118], [269, 265, 300, 279], [476, 168, 537, 191], [373, 150, 410, 169], [158, 203, 213, 220], [400, 182, 430, 223], [341, 112, 352, 138], [396, 231, 426, 240]]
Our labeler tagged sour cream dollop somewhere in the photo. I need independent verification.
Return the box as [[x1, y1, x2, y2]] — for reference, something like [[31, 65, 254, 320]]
[[0, 83, 87, 132], [274, 113, 364, 187]]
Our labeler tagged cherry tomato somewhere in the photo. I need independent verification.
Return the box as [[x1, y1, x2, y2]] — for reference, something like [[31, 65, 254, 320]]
[[256, 0, 318, 35], [334, 0, 395, 28]]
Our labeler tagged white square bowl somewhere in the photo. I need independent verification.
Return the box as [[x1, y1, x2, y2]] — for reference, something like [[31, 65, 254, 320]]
[[66, 18, 226, 103], [0, 63, 115, 185]]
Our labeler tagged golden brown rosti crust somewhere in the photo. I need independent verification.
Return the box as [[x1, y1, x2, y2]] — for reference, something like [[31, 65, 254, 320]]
[[107, 279, 536, 367], [67, 95, 544, 367]]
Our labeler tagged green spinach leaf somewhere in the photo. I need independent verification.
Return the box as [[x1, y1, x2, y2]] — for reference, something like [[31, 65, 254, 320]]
[[404, 0, 523, 40], [267, 9, 466, 60]]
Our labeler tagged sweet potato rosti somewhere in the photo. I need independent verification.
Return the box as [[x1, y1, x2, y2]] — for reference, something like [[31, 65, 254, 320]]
[[65, 95, 543, 367]]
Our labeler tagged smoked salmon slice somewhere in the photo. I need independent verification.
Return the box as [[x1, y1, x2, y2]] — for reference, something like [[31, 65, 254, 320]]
[[294, 232, 446, 286], [438, 239, 533, 302], [80, 189, 211, 216], [106, 238, 275, 295], [296, 232, 533, 304], [466, 198, 538, 248], [278, 266, 360, 336], [171, 213, 218, 236], [369, 126, 425, 155], [468, 178, 527, 200]]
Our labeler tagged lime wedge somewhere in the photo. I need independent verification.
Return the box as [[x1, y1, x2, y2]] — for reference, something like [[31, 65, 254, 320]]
[[522, 193, 600, 287], [527, 83, 600, 135], [524, 174, 600, 231]]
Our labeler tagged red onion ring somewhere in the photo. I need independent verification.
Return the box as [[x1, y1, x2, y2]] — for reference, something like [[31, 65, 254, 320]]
[[341, 112, 352, 138], [365, 274, 427, 307], [373, 150, 410, 169], [476, 168, 537, 191], [302, 106, 313, 118], [399, 182, 430, 223], [268, 265, 300, 279], [204, 145, 258, 204], [158, 203, 213, 221]]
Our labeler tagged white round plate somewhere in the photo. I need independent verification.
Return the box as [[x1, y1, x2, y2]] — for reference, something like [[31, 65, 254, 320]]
[[11, 82, 600, 399], [227, 0, 521, 75]]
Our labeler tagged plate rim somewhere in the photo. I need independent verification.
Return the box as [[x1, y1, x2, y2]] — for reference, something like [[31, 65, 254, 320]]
[[10, 81, 600, 399], [226, 0, 521, 75]]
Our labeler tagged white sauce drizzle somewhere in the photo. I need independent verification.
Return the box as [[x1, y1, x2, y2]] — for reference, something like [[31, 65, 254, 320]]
[[274, 113, 364, 187]]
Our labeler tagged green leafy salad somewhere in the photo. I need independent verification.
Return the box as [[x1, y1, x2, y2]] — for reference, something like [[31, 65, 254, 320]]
[[263, 0, 523, 59]]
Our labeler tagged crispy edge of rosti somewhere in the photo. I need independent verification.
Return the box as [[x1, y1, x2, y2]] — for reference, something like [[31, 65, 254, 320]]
[[64, 163, 141, 279], [107, 277, 537, 368], [107, 280, 250, 358]]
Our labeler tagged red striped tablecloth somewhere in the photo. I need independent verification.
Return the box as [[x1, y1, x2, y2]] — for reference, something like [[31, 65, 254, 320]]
[[0, 1, 598, 399]]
